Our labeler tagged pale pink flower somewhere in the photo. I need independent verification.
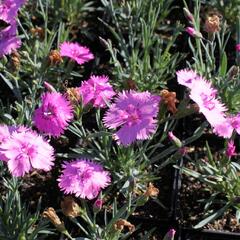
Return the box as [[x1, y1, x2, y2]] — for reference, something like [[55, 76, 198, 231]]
[[0, 129, 55, 177], [177, 69, 233, 138], [0, 125, 27, 160], [226, 140, 236, 157], [236, 44, 240, 52], [58, 159, 110, 200], [103, 91, 160, 146], [229, 114, 240, 135], [33, 92, 73, 137], [60, 41, 94, 65], [79, 75, 115, 108], [176, 68, 200, 88]]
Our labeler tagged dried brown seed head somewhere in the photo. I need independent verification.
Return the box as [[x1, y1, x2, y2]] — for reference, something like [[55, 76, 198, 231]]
[[48, 50, 63, 65], [61, 196, 81, 218], [42, 207, 65, 232]]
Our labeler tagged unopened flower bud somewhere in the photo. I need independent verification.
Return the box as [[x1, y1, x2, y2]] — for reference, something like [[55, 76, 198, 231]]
[[228, 65, 239, 80], [42, 207, 66, 232], [179, 147, 188, 156], [93, 199, 103, 212], [168, 132, 182, 148], [44, 81, 56, 92], [183, 8, 194, 23], [236, 44, 240, 52], [61, 196, 81, 218], [114, 219, 135, 233], [186, 27, 202, 38], [163, 228, 176, 240], [226, 140, 236, 158]]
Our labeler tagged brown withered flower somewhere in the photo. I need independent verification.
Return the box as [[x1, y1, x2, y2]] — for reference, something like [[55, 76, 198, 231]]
[[114, 219, 135, 233], [61, 196, 81, 218], [48, 50, 63, 65], [42, 207, 66, 232], [144, 182, 159, 198], [30, 26, 45, 40], [160, 89, 179, 114], [126, 79, 137, 90], [204, 14, 221, 33], [11, 51, 20, 70], [66, 87, 81, 105]]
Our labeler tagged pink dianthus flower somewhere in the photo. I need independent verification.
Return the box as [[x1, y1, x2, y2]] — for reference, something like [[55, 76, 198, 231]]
[[0, 128, 55, 177], [58, 159, 110, 200], [0, 0, 25, 24], [0, 124, 27, 160], [229, 114, 240, 135], [177, 69, 233, 138], [103, 90, 160, 146], [0, 23, 21, 56], [176, 68, 200, 88], [33, 92, 73, 137], [79, 75, 115, 108], [60, 41, 94, 65]]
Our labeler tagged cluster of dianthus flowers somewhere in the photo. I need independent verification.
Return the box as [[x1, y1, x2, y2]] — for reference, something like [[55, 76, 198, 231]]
[[177, 69, 240, 138], [0, 33, 163, 199], [0, 0, 25, 56]]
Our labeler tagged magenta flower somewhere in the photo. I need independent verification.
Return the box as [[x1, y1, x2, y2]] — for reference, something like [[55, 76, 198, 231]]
[[177, 69, 233, 138], [33, 92, 73, 137], [0, 23, 21, 57], [103, 91, 160, 146], [60, 41, 94, 65], [0, 0, 25, 24], [0, 129, 55, 177], [226, 140, 236, 157], [79, 75, 115, 108], [58, 159, 110, 199], [229, 114, 240, 135], [236, 44, 240, 52]]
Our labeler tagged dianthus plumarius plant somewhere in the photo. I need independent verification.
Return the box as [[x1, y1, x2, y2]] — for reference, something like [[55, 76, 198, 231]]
[[0, 0, 240, 239]]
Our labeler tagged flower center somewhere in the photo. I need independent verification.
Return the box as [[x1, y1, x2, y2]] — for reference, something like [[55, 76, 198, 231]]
[[71, 49, 79, 57], [125, 104, 141, 125], [43, 104, 57, 118], [78, 169, 92, 181], [200, 93, 215, 110]]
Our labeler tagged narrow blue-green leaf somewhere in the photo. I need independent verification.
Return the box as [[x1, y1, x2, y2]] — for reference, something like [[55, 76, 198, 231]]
[[194, 203, 230, 229], [219, 51, 227, 77]]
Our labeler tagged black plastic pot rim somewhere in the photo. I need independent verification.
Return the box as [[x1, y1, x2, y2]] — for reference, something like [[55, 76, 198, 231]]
[[181, 226, 240, 236]]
